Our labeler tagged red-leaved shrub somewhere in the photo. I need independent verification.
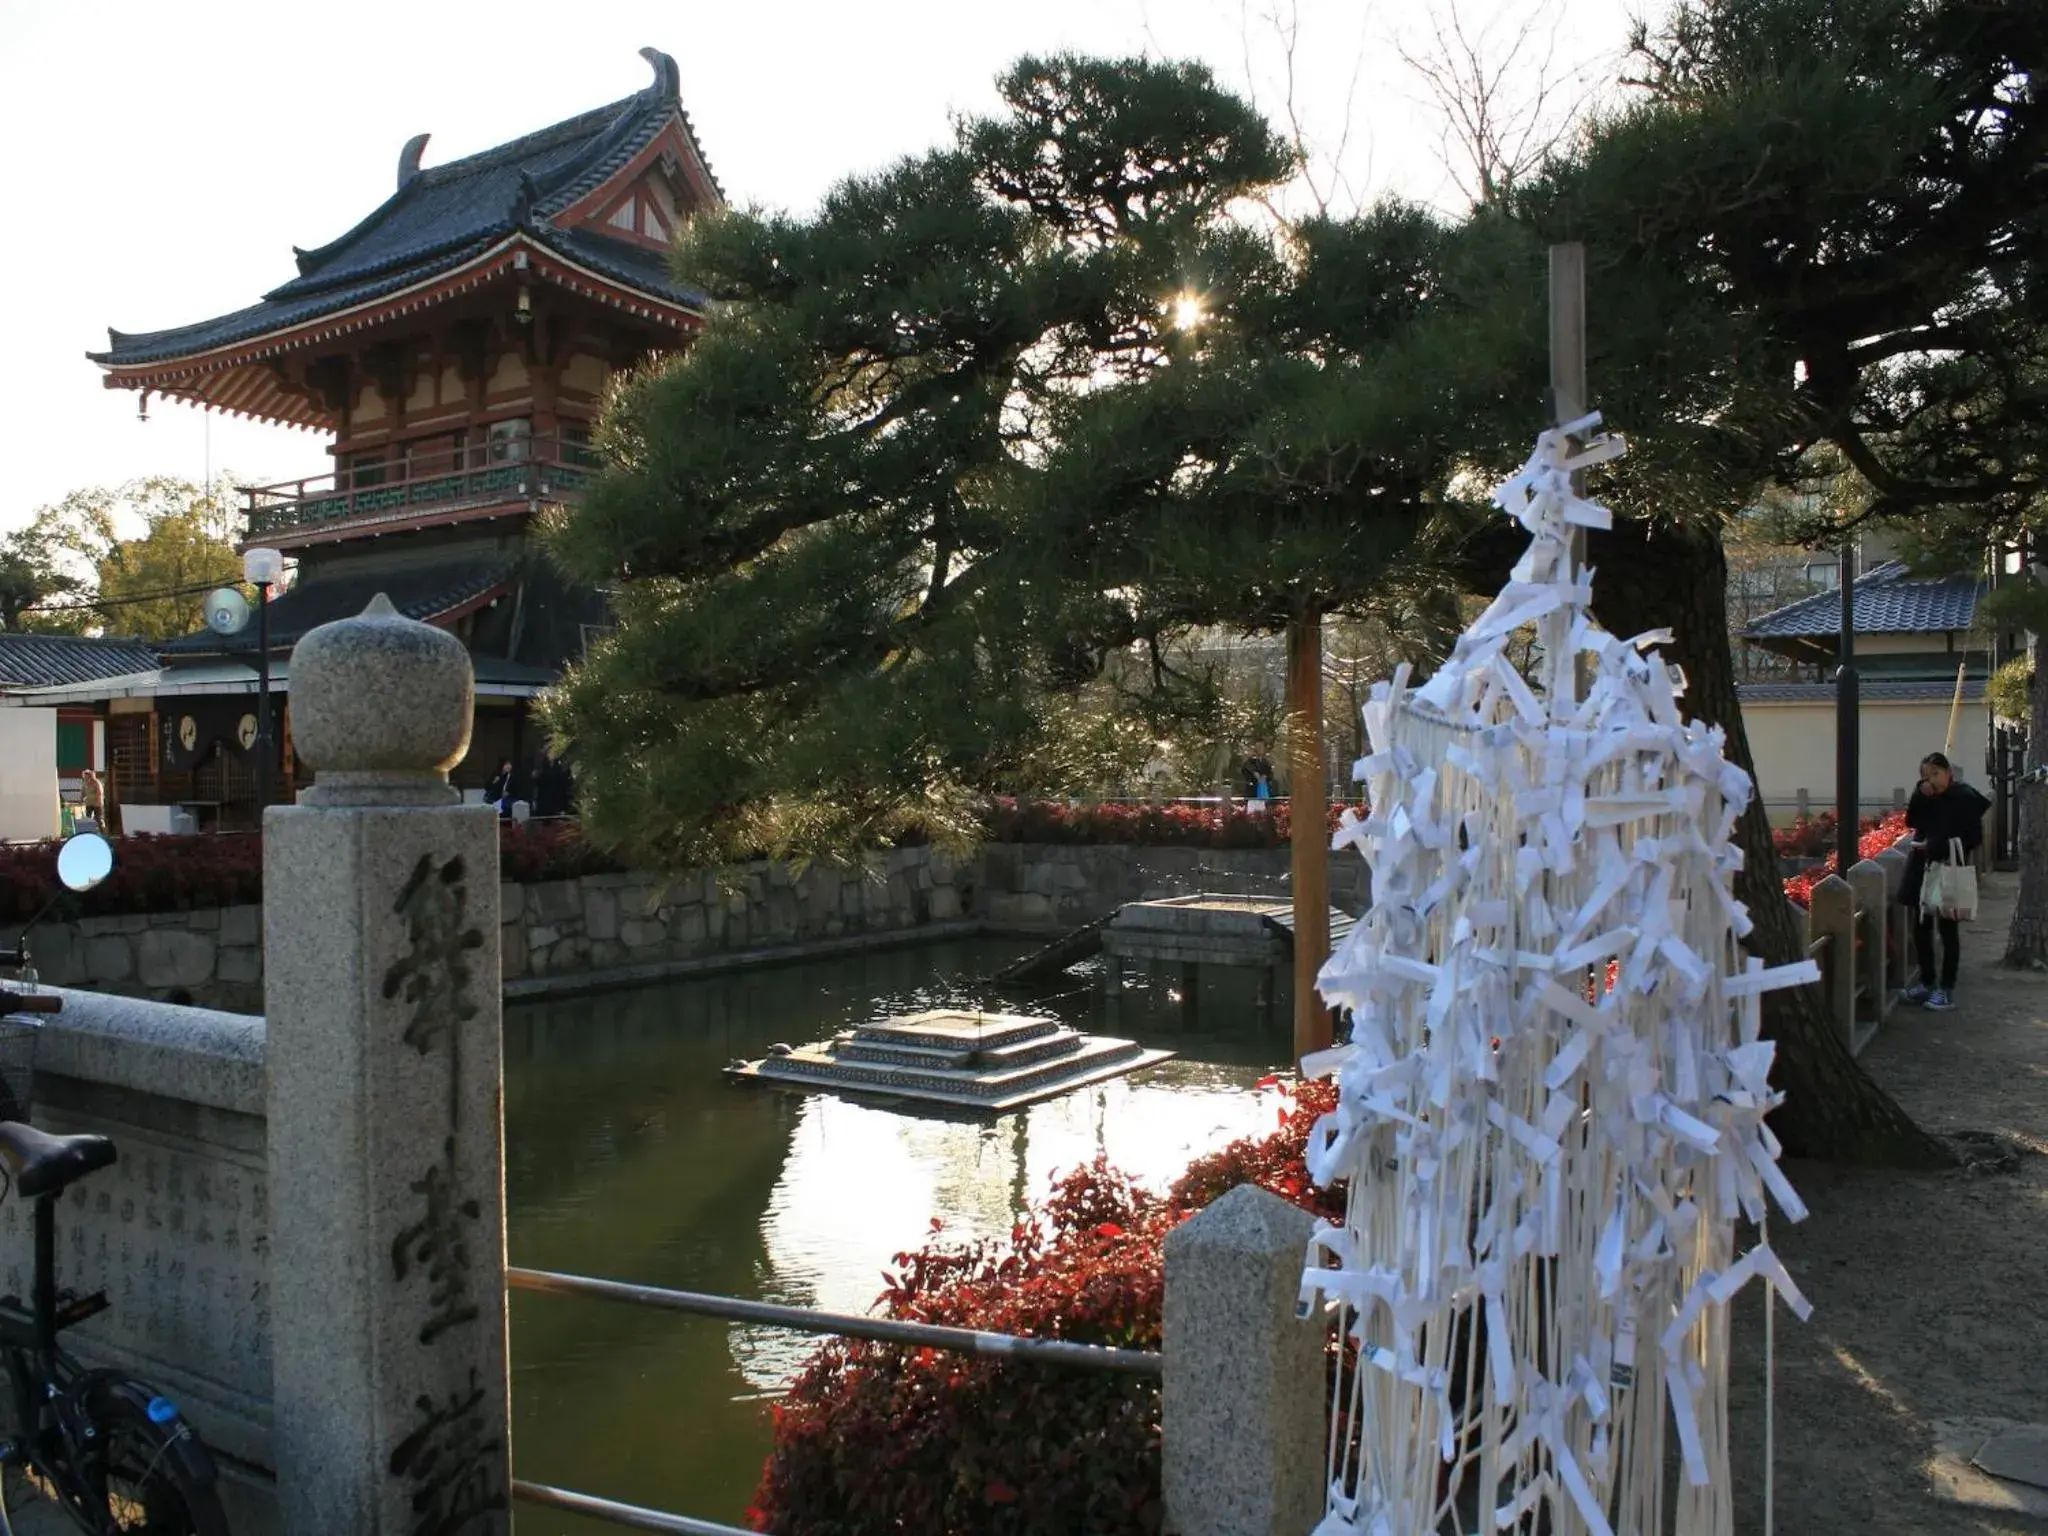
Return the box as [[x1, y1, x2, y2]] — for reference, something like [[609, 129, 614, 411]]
[[747, 1081, 1340, 1536], [1783, 809, 1910, 909], [979, 798, 1360, 850], [0, 821, 629, 922]]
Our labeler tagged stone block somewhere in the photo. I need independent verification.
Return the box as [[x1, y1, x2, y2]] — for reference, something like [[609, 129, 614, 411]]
[[530, 880, 580, 924], [113, 914, 150, 934], [184, 907, 222, 932], [136, 929, 215, 990], [528, 924, 561, 950], [928, 886, 963, 922], [1163, 1185, 1326, 1536], [1012, 892, 1053, 923], [620, 918, 666, 950], [588, 940, 624, 970], [25, 924, 80, 986], [500, 923, 528, 981], [674, 905, 708, 947], [499, 882, 525, 925], [583, 886, 619, 942], [219, 904, 261, 947], [84, 934, 134, 982], [216, 945, 262, 985]]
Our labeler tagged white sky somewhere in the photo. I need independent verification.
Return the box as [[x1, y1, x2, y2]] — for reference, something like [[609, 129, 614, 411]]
[[0, 0, 1640, 532]]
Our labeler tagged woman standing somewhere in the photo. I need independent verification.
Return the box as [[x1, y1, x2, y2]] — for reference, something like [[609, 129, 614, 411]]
[[77, 769, 105, 829], [1900, 751, 1991, 1010]]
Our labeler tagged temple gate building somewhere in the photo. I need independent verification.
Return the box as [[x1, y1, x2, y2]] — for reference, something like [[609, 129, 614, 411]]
[[10, 48, 715, 831]]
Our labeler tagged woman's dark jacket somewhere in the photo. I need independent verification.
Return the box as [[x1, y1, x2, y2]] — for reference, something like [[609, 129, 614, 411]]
[[1899, 780, 1990, 908]]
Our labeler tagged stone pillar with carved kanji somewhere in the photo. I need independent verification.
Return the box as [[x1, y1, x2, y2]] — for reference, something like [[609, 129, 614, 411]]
[[265, 594, 510, 1536]]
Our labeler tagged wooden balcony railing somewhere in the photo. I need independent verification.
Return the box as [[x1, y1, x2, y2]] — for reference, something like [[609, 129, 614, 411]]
[[242, 435, 600, 540]]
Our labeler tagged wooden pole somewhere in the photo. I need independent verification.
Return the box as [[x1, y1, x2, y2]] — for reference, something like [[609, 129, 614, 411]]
[[1549, 243, 1589, 704], [1288, 613, 1332, 1064]]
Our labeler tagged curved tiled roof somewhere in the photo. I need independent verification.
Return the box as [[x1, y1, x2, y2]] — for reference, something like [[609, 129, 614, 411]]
[[93, 50, 712, 369], [155, 560, 514, 656], [1742, 562, 1983, 640], [0, 634, 160, 689]]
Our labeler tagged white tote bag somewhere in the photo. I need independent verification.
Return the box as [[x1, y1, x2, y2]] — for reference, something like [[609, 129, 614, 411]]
[[1922, 837, 1980, 922]]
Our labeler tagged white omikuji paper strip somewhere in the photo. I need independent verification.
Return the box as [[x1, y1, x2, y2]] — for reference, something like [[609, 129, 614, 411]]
[[1301, 416, 1814, 1536]]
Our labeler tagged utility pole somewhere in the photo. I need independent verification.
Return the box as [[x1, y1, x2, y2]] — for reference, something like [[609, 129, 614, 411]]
[[1836, 539, 1860, 876]]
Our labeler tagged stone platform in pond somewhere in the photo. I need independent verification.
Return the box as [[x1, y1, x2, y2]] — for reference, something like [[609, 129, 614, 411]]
[[726, 1008, 1174, 1112], [1099, 894, 1359, 1025]]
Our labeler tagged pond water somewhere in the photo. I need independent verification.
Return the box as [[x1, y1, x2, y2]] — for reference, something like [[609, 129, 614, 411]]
[[502, 938, 1296, 1532]]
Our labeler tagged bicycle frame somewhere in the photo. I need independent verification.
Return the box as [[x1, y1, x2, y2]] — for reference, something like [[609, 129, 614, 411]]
[[0, 1192, 119, 1534]]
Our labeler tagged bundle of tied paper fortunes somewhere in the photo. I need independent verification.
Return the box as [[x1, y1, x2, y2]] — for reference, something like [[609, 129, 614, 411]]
[[1300, 417, 1816, 1536]]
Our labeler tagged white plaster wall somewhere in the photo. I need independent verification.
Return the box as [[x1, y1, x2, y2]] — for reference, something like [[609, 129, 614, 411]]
[[1742, 697, 1990, 821], [0, 709, 57, 842]]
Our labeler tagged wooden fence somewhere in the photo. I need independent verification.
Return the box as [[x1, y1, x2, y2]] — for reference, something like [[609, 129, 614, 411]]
[[1799, 835, 1917, 1056]]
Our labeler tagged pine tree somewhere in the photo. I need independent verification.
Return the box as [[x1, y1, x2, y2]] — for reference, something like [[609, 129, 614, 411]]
[[1503, 0, 2046, 1163], [544, 57, 1524, 875]]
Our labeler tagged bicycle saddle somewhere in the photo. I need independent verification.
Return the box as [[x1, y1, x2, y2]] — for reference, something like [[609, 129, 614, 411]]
[[0, 1122, 116, 1199]]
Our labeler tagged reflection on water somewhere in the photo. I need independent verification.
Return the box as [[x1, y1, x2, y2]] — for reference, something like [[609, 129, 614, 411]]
[[504, 940, 1292, 1532]]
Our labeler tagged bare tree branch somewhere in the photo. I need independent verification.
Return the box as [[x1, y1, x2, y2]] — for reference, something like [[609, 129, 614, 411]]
[[1395, 0, 1608, 209]]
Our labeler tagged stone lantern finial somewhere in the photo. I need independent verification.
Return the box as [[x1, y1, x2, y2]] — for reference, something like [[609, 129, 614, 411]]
[[288, 593, 474, 806]]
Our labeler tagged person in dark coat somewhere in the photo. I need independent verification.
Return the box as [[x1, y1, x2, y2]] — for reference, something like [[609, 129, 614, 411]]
[[1899, 750, 1991, 1010], [532, 749, 574, 819], [484, 758, 519, 818]]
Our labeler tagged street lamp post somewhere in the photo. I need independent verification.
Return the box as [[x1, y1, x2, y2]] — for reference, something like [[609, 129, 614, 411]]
[[243, 547, 284, 818], [1835, 538, 1859, 877]]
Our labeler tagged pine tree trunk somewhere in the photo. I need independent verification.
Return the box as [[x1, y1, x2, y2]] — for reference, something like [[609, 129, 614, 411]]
[[1585, 519, 1951, 1168], [1288, 614, 1333, 1066], [2003, 635, 2048, 968]]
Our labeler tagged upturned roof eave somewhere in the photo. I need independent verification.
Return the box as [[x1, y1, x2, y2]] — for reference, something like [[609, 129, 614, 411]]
[[89, 231, 704, 383]]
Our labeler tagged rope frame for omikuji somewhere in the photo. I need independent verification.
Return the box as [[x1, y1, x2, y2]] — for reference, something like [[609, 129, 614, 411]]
[[1301, 417, 1817, 1536]]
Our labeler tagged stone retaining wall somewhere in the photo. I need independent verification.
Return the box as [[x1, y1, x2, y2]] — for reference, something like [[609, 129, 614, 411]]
[[18, 842, 1367, 1009]]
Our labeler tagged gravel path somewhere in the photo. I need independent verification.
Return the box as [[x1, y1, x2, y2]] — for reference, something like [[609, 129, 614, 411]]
[[1727, 872, 2048, 1534]]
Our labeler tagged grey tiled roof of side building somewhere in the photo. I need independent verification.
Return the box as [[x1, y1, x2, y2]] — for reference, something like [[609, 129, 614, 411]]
[[0, 634, 161, 689], [156, 561, 516, 656], [1741, 562, 1983, 639], [92, 53, 711, 368]]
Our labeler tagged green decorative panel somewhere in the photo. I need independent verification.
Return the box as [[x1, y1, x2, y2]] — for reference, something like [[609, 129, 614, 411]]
[[55, 721, 89, 771]]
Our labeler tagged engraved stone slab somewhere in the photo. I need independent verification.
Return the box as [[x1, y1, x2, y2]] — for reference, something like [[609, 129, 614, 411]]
[[267, 805, 507, 1536], [266, 597, 506, 1536]]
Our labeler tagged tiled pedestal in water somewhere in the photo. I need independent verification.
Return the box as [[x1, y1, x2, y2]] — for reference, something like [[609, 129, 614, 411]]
[[265, 595, 510, 1536], [730, 1008, 1174, 1111]]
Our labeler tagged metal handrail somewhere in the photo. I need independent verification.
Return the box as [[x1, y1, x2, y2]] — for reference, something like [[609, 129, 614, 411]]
[[506, 1265, 1161, 1532], [512, 1481, 753, 1535], [507, 1266, 1162, 1375]]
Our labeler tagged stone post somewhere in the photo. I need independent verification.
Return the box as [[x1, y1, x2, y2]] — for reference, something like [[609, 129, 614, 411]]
[[1805, 873, 1856, 1049], [1163, 1184, 1325, 1536], [265, 595, 510, 1535]]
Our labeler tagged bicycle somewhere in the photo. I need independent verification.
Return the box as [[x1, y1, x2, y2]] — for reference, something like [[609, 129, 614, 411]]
[[0, 832, 228, 1535]]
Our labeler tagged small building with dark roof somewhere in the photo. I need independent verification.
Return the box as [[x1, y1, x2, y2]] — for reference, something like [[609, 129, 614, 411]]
[[1736, 561, 1990, 821], [28, 49, 718, 828], [0, 635, 162, 840]]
